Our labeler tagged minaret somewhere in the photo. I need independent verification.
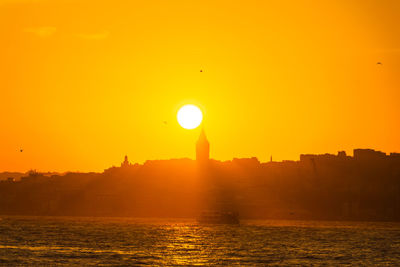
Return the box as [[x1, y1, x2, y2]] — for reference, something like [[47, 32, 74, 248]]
[[196, 128, 209, 163], [121, 155, 130, 167]]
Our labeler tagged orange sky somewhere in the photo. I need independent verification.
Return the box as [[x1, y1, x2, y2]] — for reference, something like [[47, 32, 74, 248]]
[[1, 0, 399, 172]]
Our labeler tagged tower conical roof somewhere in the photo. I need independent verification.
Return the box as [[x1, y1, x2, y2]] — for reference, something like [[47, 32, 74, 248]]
[[196, 127, 210, 162], [198, 128, 209, 143]]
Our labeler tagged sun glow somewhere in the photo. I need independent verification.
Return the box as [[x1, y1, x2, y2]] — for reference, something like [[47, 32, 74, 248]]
[[177, 105, 203, 130]]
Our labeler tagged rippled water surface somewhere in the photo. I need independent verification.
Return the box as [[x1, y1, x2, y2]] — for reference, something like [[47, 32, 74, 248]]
[[0, 216, 399, 266]]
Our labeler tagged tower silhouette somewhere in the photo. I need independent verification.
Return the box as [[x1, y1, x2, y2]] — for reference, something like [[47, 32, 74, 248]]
[[196, 129, 209, 163]]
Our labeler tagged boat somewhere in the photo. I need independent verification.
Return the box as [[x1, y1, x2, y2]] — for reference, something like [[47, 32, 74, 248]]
[[197, 211, 239, 224]]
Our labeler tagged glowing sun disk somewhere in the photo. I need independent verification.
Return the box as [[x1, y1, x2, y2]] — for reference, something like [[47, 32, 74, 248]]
[[177, 105, 203, 129]]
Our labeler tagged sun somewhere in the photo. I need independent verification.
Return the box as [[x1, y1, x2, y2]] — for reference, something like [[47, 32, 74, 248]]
[[177, 104, 203, 129]]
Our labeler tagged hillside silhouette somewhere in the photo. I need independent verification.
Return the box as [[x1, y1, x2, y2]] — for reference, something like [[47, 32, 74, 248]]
[[1, 147, 400, 221]]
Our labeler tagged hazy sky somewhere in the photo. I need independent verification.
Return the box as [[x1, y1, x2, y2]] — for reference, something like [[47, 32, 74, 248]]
[[1, 0, 399, 172]]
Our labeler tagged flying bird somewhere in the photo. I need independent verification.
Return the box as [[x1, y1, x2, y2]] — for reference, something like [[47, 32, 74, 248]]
[[377, 62, 382, 65], [200, 69, 203, 72], [20, 149, 23, 152]]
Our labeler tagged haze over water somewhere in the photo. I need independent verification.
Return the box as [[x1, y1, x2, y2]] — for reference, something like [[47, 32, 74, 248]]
[[0, 216, 399, 266]]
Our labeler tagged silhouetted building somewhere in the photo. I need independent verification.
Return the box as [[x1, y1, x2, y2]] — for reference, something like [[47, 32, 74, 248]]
[[300, 151, 351, 162], [121, 155, 131, 167], [233, 157, 260, 167], [390, 152, 400, 158], [196, 129, 209, 163], [354, 149, 386, 161]]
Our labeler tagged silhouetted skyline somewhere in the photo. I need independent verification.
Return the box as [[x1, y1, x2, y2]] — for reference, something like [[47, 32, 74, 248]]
[[1, 142, 400, 221]]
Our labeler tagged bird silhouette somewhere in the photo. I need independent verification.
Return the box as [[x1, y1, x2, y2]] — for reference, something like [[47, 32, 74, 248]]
[[200, 69, 203, 72], [377, 62, 382, 65], [20, 149, 23, 152]]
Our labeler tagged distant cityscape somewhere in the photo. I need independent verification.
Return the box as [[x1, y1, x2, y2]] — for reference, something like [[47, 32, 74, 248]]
[[1, 131, 400, 221]]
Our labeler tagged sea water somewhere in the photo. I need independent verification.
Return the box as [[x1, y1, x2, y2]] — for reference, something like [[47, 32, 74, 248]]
[[0, 216, 399, 266]]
